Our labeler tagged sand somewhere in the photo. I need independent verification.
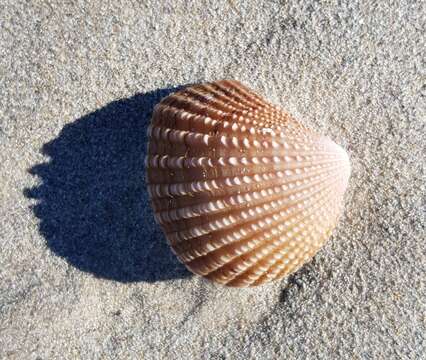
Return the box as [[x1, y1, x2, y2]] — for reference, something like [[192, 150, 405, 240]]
[[1, 1, 425, 358]]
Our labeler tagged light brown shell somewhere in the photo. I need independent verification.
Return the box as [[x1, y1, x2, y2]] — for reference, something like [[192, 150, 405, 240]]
[[146, 80, 350, 287]]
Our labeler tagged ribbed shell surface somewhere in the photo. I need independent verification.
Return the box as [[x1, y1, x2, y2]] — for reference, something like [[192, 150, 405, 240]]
[[146, 80, 351, 287]]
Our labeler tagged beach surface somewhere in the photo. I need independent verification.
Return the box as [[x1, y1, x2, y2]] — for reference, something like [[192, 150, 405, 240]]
[[1, 1, 425, 358]]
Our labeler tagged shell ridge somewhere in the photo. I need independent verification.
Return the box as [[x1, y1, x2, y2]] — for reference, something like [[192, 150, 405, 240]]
[[149, 166, 340, 213], [212, 81, 268, 109], [155, 170, 340, 225], [179, 188, 335, 268], [148, 162, 344, 198], [166, 173, 343, 242], [179, 177, 341, 267], [225, 205, 340, 286], [198, 83, 258, 112], [202, 190, 339, 284], [147, 158, 347, 186]]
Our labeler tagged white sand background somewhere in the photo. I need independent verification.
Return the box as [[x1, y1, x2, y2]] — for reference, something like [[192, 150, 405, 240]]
[[1, 1, 425, 359]]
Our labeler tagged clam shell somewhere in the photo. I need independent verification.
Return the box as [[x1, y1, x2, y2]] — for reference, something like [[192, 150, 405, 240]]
[[146, 80, 350, 287]]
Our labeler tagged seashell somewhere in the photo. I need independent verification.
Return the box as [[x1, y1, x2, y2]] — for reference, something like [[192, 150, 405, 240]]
[[146, 80, 350, 287]]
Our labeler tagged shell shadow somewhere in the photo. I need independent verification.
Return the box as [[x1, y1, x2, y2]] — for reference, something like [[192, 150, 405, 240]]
[[24, 86, 192, 283]]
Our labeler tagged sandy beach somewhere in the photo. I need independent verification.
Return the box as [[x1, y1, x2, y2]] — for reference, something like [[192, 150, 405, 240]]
[[1, 1, 425, 358]]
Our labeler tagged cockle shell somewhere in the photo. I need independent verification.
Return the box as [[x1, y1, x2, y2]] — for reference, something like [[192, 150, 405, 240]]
[[146, 80, 350, 287]]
